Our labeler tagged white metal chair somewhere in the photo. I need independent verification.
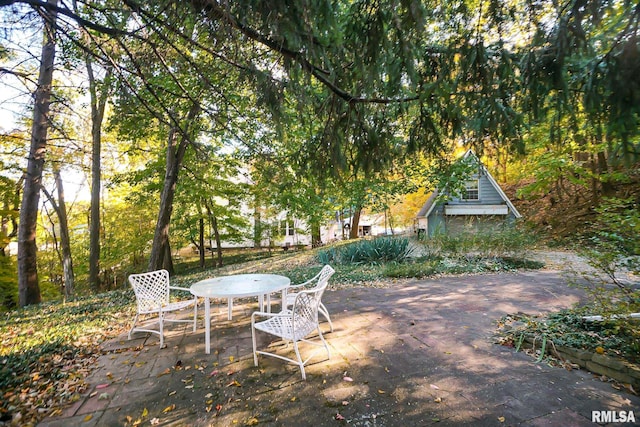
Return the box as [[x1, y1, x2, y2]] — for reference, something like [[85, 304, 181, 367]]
[[285, 265, 335, 332], [128, 269, 197, 348], [251, 272, 332, 380]]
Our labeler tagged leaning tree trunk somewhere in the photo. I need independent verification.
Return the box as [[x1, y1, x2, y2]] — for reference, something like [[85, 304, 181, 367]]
[[18, 0, 58, 307], [148, 103, 200, 272]]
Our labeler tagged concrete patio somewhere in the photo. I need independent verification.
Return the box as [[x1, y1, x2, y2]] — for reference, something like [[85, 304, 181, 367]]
[[38, 270, 639, 426]]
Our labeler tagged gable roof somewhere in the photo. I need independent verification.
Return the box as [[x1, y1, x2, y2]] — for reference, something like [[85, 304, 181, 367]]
[[416, 149, 521, 219]]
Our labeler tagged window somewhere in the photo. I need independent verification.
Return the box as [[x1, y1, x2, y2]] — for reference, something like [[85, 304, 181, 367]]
[[279, 220, 295, 236], [462, 180, 479, 200]]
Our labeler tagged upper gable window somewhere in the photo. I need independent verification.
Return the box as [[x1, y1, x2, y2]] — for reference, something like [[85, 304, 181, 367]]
[[462, 180, 479, 200]]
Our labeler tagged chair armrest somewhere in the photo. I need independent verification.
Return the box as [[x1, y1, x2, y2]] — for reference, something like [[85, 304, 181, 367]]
[[288, 275, 317, 290], [251, 309, 291, 322], [169, 286, 192, 292]]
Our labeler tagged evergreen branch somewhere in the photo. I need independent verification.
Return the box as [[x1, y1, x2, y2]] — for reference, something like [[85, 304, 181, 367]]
[[185, 0, 419, 105]]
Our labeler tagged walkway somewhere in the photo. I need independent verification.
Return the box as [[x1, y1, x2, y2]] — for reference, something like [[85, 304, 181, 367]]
[[38, 270, 639, 426]]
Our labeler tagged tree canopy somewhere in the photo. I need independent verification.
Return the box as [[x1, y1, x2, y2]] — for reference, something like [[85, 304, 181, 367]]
[[0, 0, 638, 304]]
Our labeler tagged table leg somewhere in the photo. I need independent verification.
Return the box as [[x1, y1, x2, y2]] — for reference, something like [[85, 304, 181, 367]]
[[204, 297, 210, 354], [227, 298, 233, 321], [281, 288, 287, 311], [258, 294, 264, 312]]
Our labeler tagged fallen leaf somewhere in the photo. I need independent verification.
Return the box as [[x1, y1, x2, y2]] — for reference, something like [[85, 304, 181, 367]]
[[498, 416, 505, 423], [106, 372, 113, 379], [163, 404, 176, 413], [205, 393, 213, 398], [343, 376, 353, 382], [229, 356, 235, 362], [157, 368, 171, 377], [290, 397, 296, 402], [142, 408, 148, 418], [83, 414, 93, 422], [210, 369, 219, 376], [434, 397, 442, 403], [169, 390, 177, 396], [342, 401, 349, 406], [226, 380, 242, 387], [430, 384, 440, 390], [335, 413, 345, 420], [150, 418, 160, 425], [95, 383, 110, 389], [98, 392, 110, 400], [377, 389, 385, 394], [246, 417, 258, 425]]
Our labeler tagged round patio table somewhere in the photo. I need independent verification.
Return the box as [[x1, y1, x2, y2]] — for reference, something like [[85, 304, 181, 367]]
[[190, 274, 290, 354]]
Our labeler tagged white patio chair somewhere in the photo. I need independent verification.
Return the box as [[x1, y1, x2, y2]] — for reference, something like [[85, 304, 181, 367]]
[[251, 276, 331, 380], [285, 265, 335, 332], [128, 269, 197, 348]]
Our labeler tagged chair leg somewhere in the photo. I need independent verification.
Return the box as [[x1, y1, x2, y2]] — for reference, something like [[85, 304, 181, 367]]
[[128, 314, 139, 340], [319, 303, 334, 332], [192, 298, 198, 332], [293, 340, 306, 380], [251, 325, 259, 367], [159, 311, 164, 348]]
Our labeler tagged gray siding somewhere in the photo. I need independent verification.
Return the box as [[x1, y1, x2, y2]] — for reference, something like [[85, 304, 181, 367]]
[[448, 173, 503, 205]]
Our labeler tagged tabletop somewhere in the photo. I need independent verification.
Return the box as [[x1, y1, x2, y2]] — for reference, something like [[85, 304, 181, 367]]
[[190, 274, 291, 298]]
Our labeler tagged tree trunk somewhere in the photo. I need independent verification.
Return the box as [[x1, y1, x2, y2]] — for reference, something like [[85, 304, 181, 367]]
[[387, 208, 395, 235], [18, 0, 58, 307], [163, 240, 174, 275], [198, 216, 205, 269], [148, 103, 200, 272], [349, 206, 362, 239], [311, 220, 322, 247], [87, 61, 112, 292], [253, 203, 261, 248], [54, 170, 74, 298], [206, 202, 223, 267]]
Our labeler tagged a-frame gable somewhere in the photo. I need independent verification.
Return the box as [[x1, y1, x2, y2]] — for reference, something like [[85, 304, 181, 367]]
[[416, 150, 521, 219]]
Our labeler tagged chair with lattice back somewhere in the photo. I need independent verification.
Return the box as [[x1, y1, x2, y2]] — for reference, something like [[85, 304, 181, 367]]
[[128, 269, 197, 348], [285, 265, 335, 332], [251, 265, 334, 379]]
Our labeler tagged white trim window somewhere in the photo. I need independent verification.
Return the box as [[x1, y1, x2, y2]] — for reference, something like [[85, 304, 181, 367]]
[[462, 180, 479, 201]]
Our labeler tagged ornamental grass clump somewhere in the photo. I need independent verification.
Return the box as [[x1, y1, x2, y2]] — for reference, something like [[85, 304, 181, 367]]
[[316, 237, 414, 265]]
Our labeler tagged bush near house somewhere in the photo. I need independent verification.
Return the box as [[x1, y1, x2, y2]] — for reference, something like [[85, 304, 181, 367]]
[[316, 236, 414, 265]]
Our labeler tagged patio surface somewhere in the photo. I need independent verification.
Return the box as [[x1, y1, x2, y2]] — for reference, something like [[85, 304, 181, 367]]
[[38, 270, 639, 426]]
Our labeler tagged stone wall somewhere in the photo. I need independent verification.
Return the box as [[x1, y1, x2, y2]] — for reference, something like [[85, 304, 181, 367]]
[[520, 336, 640, 389]]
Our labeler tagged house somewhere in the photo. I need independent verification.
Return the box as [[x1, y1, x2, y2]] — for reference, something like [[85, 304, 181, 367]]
[[415, 150, 521, 237]]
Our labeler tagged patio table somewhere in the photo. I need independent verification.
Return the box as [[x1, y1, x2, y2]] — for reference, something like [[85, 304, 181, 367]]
[[190, 274, 290, 354]]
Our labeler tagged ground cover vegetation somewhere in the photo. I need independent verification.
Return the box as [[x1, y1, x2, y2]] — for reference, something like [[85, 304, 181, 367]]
[[498, 197, 640, 367]]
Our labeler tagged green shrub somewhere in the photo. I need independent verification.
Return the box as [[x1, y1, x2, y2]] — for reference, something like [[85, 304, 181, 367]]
[[316, 237, 414, 265]]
